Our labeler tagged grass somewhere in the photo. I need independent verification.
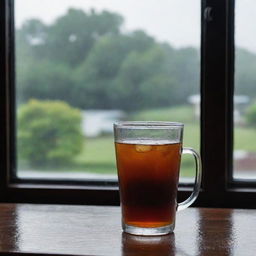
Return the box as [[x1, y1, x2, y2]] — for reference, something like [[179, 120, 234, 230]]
[[73, 136, 116, 173], [129, 105, 196, 123], [75, 136, 116, 165], [18, 105, 256, 178], [19, 136, 117, 174], [74, 105, 200, 177], [234, 126, 256, 152], [72, 135, 198, 177]]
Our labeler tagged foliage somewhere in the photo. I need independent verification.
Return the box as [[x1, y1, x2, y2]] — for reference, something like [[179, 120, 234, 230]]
[[235, 49, 256, 97], [17, 99, 83, 167], [16, 8, 256, 112], [16, 9, 123, 67], [16, 8, 199, 111], [245, 102, 256, 126], [17, 61, 75, 104], [111, 46, 176, 110]]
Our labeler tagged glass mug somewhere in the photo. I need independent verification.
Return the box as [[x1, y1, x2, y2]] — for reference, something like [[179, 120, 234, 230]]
[[114, 121, 202, 236]]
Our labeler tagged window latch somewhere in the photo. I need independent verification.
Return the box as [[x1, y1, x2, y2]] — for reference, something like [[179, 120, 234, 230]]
[[204, 7, 213, 22]]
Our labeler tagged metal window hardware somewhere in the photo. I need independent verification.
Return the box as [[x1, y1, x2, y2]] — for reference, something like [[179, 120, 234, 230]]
[[204, 7, 213, 21]]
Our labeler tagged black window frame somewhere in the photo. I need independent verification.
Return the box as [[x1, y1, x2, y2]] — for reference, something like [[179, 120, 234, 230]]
[[1, 0, 256, 208]]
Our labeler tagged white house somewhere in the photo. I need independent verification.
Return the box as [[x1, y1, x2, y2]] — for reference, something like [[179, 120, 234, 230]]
[[188, 94, 249, 123], [82, 110, 125, 137]]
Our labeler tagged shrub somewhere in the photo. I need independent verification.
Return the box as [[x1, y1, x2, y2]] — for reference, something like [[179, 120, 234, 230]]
[[246, 102, 256, 126], [17, 99, 83, 167]]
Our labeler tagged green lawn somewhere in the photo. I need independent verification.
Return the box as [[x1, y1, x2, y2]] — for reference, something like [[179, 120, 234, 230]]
[[234, 126, 256, 151], [73, 136, 116, 173], [19, 105, 256, 178], [71, 105, 200, 177], [72, 133, 199, 177], [129, 105, 196, 124]]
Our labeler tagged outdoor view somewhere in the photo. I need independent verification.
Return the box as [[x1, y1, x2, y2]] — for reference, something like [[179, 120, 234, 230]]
[[15, 0, 201, 181], [234, 0, 256, 180]]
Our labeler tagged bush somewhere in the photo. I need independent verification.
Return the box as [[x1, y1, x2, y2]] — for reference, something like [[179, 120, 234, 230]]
[[17, 99, 84, 167], [246, 102, 256, 126]]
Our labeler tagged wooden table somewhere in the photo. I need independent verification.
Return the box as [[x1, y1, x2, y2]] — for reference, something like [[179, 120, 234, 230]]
[[0, 204, 255, 255]]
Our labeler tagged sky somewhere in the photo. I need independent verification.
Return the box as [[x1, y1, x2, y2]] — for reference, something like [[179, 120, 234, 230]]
[[15, 0, 256, 53]]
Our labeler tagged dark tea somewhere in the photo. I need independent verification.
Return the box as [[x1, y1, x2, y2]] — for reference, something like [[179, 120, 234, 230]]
[[115, 141, 181, 228]]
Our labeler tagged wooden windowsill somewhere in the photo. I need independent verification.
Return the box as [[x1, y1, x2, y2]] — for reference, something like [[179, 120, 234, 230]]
[[0, 204, 255, 255]]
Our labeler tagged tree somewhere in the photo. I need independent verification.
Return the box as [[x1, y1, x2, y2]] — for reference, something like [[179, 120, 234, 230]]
[[16, 18, 48, 60], [74, 32, 155, 109], [16, 61, 75, 105], [111, 46, 177, 110], [246, 101, 256, 126], [17, 99, 83, 167], [16, 8, 203, 111], [16, 9, 124, 67], [163, 45, 200, 104], [235, 48, 256, 97], [45, 8, 123, 66]]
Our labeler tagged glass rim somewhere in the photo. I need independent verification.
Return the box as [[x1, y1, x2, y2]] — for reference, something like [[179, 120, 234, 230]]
[[114, 121, 184, 129]]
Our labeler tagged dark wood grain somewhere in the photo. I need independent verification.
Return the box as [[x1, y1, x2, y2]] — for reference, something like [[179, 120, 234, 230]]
[[0, 204, 256, 256]]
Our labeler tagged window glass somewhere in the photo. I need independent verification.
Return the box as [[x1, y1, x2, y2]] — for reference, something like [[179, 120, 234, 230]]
[[15, 0, 200, 181], [234, 0, 256, 180]]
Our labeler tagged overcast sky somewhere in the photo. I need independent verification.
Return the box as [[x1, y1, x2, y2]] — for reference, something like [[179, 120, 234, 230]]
[[15, 0, 256, 53]]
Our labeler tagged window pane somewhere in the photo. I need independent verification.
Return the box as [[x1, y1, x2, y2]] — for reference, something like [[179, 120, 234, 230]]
[[234, 0, 256, 180], [15, 0, 200, 182]]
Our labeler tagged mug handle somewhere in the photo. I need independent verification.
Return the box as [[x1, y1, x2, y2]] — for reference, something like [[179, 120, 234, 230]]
[[177, 147, 202, 211]]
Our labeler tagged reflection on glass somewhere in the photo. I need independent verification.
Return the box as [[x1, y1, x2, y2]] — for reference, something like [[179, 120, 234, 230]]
[[15, 0, 200, 180], [122, 233, 175, 256], [234, 0, 256, 179]]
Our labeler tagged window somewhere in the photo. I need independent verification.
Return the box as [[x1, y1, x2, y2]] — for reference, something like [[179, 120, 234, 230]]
[[1, 0, 256, 207], [234, 0, 256, 181], [15, 0, 200, 183]]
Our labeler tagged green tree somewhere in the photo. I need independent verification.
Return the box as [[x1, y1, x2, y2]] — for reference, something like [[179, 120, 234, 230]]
[[74, 32, 155, 109], [235, 48, 256, 97], [246, 101, 256, 126], [16, 18, 48, 61], [16, 8, 202, 111], [17, 99, 83, 167], [16, 9, 123, 67], [16, 61, 75, 105], [45, 8, 123, 66], [163, 45, 200, 104], [112, 46, 177, 110]]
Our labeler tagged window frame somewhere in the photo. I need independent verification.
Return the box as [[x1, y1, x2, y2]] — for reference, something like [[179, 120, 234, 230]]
[[1, 0, 256, 208]]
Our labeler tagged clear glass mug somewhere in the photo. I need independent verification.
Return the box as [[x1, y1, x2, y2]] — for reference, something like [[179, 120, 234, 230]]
[[114, 121, 202, 236]]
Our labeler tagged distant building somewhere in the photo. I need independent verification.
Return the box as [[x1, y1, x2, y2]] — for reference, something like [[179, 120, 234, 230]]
[[82, 110, 125, 137], [187, 95, 201, 119], [188, 94, 249, 124]]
